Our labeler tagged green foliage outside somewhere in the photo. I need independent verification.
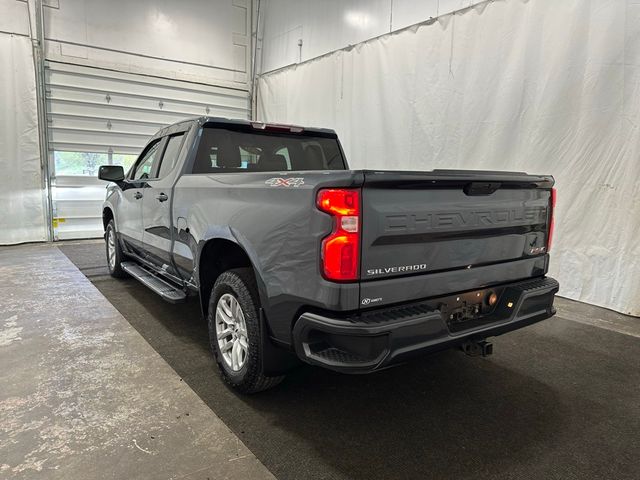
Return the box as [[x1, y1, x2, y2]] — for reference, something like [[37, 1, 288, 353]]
[[54, 151, 137, 176]]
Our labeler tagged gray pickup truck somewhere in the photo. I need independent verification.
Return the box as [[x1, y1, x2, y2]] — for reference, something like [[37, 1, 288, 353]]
[[98, 116, 559, 393]]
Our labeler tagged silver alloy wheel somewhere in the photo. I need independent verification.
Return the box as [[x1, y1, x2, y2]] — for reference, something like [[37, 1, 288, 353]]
[[107, 228, 116, 270], [215, 293, 249, 372]]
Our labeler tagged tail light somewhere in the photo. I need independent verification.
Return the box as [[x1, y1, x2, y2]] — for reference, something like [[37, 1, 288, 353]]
[[547, 188, 556, 251], [317, 189, 360, 281]]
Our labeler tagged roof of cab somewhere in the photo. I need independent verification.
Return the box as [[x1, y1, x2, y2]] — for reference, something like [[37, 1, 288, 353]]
[[152, 116, 337, 139]]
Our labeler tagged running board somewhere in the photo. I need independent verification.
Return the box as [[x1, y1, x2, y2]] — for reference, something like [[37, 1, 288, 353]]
[[121, 261, 187, 303]]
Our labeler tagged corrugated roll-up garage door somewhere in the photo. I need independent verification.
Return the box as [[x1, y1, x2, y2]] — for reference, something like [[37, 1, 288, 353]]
[[46, 61, 249, 240]]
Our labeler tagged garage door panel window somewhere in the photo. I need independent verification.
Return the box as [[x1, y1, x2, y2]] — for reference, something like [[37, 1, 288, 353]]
[[54, 151, 137, 177]]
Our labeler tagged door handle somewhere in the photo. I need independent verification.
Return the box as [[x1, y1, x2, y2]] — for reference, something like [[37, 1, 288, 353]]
[[134, 191, 143, 200], [156, 193, 168, 202]]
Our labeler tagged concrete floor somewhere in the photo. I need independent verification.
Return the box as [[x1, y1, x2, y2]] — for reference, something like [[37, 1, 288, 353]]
[[0, 244, 275, 480], [2, 241, 640, 480]]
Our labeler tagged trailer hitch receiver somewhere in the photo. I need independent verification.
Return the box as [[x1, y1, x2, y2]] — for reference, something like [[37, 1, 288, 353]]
[[461, 339, 493, 357]]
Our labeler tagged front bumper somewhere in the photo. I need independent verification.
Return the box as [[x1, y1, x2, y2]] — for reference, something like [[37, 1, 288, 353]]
[[292, 276, 559, 373]]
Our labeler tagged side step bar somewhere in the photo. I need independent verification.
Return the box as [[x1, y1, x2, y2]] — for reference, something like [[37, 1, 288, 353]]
[[121, 262, 187, 303]]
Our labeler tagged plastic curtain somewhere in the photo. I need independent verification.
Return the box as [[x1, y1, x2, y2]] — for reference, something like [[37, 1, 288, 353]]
[[258, 0, 640, 316], [0, 34, 47, 244]]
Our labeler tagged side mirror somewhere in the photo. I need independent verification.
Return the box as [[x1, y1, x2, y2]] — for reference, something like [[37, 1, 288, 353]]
[[98, 165, 125, 183]]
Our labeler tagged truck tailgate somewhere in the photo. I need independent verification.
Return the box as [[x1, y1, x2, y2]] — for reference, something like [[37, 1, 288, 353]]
[[360, 170, 554, 306]]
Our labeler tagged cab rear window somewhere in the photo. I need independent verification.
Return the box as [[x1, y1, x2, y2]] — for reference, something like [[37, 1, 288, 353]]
[[192, 127, 346, 173]]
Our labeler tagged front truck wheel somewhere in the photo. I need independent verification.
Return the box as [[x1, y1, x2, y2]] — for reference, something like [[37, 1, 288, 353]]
[[105, 219, 128, 278], [208, 268, 284, 393]]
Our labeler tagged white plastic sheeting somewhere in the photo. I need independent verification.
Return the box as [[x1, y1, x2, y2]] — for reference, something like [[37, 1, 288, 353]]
[[0, 34, 47, 244], [258, 0, 640, 316], [259, 0, 489, 73]]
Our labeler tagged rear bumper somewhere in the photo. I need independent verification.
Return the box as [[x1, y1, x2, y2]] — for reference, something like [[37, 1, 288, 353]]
[[292, 276, 559, 373]]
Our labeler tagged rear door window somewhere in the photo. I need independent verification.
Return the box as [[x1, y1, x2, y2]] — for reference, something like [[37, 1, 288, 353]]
[[157, 133, 185, 178]]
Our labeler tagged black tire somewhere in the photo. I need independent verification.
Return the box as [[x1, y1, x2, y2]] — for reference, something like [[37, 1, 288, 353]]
[[105, 220, 128, 278], [208, 268, 284, 394]]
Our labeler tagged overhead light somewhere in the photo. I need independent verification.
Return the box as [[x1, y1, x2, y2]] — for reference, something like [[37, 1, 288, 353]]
[[344, 11, 373, 29], [150, 11, 174, 33]]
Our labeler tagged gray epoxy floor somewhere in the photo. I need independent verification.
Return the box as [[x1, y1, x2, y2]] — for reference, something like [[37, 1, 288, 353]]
[[57, 240, 640, 480], [0, 244, 275, 480], [2, 240, 640, 480]]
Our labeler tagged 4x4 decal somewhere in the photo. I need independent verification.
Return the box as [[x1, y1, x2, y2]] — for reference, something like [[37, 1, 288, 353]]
[[265, 177, 305, 188]]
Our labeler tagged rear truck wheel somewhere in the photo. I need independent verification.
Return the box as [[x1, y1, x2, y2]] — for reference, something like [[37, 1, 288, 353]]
[[208, 268, 284, 393], [105, 220, 127, 278]]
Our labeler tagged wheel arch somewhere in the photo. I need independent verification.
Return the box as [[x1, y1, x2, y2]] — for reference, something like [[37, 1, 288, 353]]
[[102, 206, 115, 231], [197, 237, 266, 319], [197, 234, 300, 376]]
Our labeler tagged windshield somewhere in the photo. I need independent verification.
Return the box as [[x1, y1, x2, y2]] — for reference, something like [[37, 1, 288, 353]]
[[192, 126, 346, 173]]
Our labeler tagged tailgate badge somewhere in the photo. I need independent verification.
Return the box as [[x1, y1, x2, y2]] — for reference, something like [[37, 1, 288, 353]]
[[361, 297, 382, 306], [366, 264, 428, 276]]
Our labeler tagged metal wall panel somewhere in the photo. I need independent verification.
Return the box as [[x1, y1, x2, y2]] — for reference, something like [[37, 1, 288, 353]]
[[46, 61, 250, 240], [44, 0, 250, 84]]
